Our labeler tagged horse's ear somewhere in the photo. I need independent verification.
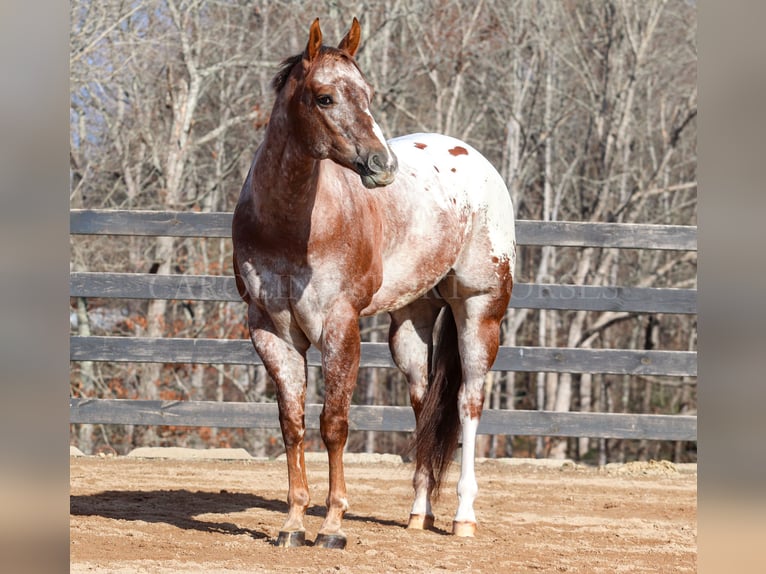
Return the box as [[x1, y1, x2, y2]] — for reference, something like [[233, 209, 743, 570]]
[[338, 17, 361, 57], [305, 18, 322, 62]]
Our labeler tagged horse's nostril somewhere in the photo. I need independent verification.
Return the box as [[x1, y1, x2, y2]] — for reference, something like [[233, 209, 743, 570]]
[[369, 153, 384, 171]]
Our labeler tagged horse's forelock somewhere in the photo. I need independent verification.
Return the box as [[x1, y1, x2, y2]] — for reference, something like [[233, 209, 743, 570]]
[[271, 48, 364, 94]]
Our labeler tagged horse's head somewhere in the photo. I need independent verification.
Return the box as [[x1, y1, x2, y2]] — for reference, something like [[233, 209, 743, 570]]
[[278, 18, 398, 189]]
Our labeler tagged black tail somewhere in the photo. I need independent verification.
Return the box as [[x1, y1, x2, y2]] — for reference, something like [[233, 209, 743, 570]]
[[413, 305, 463, 499]]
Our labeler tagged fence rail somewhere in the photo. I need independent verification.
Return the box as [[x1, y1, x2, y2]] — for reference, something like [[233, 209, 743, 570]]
[[70, 210, 698, 442], [70, 209, 697, 250], [70, 272, 697, 314], [70, 399, 697, 441], [71, 336, 697, 377]]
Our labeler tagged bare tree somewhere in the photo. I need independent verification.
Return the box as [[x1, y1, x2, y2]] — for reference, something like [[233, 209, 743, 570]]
[[70, 0, 696, 459]]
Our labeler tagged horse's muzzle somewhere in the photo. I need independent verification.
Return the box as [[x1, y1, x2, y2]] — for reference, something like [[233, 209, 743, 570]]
[[356, 149, 398, 188]]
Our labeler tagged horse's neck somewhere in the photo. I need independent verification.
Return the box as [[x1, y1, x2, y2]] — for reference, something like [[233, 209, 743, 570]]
[[249, 125, 319, 225]]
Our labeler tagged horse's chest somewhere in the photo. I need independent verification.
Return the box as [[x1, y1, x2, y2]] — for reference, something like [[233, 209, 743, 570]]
[[238, 258, 331, 347]]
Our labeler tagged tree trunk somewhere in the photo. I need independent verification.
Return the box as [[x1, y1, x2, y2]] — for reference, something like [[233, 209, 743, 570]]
[[75, 296, 95, 454]]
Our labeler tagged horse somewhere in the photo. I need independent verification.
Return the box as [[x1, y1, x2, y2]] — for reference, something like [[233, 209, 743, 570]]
[[232, 17, 515, 549]]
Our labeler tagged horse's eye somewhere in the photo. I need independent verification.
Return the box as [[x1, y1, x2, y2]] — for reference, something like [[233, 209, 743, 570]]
[[316, 94, 334, 108]]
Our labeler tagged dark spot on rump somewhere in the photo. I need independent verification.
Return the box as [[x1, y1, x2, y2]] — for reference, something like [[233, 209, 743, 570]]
[[414, 142, 427, 150], [451, 167, 457, 172], [448, 146, 468, 156], [433, 165, 440, 172], [491, 256, 499, 263]]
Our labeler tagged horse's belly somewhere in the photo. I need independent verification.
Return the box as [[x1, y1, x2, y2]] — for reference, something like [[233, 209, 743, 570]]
[[361, 256, 454, 316], [361, 205, 466, 315]]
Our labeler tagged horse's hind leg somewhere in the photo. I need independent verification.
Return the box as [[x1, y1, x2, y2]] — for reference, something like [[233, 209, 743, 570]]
[[389, 298, 441, 530], [449, 290, 510, 536]]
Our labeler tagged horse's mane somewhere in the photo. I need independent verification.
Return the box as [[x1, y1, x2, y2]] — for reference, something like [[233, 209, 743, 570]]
[[271, 53, 303, 93]]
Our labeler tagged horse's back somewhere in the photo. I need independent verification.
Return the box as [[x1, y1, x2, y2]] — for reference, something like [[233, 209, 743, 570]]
[[361, 133, 514, 315], [390, 132, 516, 272]]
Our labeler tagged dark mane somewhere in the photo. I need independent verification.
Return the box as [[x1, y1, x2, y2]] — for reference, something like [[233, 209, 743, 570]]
[[271, 53, 303, 93]]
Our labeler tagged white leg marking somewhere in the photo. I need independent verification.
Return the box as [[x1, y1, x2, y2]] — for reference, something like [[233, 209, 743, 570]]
[[454, 416, 479, 524], [410, 466, 433, 517]]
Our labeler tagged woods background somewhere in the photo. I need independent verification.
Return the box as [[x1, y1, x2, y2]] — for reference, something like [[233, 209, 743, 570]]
[[69, 0, 697, 463]]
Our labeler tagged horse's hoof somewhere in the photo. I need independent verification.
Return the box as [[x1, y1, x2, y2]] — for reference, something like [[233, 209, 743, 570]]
[[314, 532, 347, 549], [452, 521, 476, 537], [407, 513, 435, 530], [275, 530, 306, 547]]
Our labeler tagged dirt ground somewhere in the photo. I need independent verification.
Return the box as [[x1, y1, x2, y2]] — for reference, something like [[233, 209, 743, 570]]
[[70, 450, 696, 573]]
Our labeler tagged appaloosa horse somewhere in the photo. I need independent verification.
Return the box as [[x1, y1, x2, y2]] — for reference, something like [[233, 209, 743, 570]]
[[232, 18, 515, 549]]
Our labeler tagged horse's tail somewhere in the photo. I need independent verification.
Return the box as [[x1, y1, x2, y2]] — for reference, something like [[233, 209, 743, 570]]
[[414, 305, 463, 499]]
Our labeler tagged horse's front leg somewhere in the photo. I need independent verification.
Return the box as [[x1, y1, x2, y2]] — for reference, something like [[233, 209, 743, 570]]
[[315, 301, 361, 549], [248, 306, 310, 547]]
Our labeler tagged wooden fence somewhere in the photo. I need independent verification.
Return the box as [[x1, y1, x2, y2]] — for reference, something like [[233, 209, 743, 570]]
[[69, 210, 697, 442]]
